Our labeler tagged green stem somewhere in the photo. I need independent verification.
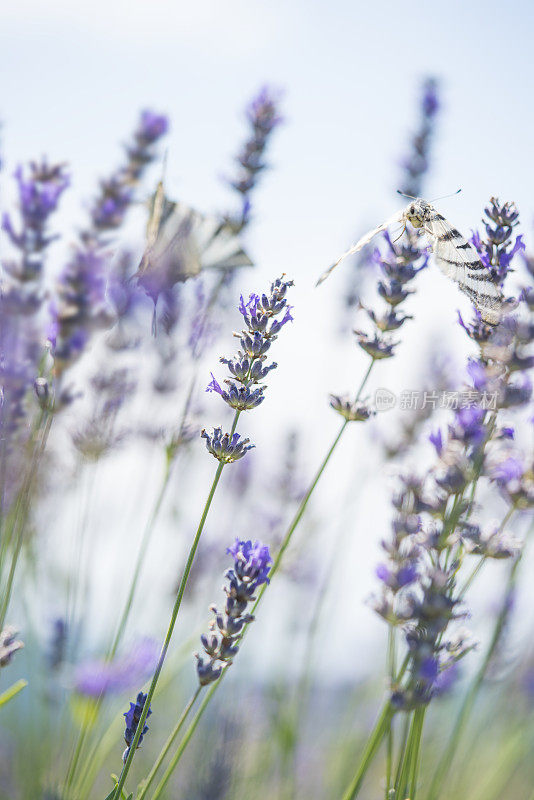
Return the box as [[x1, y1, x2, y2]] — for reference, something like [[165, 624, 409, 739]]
[[385, 625, 396, 798], [394, 711, 415, 799], [0, 411, 52, 628], [408, 706, 426, 800], [342, 702, 393, 800], [146, 358, 377, 790], [137, 687, 201, 799], [426, 552, 521, 800], [150, 688, 212, 799], [109, 458, 173, 660], [111, 412, 238, 800]]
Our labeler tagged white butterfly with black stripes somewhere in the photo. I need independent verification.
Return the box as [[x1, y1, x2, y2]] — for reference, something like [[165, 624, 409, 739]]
[[317, 198, 504, 325]]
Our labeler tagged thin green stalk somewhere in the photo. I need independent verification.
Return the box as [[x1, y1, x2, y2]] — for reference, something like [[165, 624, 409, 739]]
[[395, 706, 426, 800], [467, 723, 529, 800], [109, 458, 173, 660], [385, 625, 396, 798], [394, 710, 415, 799], [149, 688, 211, 800], [64, 711, 93, 797], [0, 411, 52, 629], [426, 551, 521, 800], [136, 687, 201, 799], [65, 378, 205, 793], [408, 706, 426, 800], [145, 358, 378, 791], [111, 412, 239, 800], [341, 702, 394, 800]]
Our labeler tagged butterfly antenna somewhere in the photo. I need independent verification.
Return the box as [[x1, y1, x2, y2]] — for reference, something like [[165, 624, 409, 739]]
[[396, 190, 418, 200], [429, 188, 462, 202]]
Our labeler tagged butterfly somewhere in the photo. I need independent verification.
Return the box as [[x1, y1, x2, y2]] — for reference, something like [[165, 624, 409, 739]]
[[134, 180, 253, 305], [317, 198, 504, 325]]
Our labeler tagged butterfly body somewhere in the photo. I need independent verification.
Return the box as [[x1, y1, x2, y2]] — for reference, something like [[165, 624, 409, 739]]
[[318, 199, 504, 325]]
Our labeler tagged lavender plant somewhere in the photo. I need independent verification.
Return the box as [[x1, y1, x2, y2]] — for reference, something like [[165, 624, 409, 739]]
[[144, 84, 443, 789], [108, 276, 293, 799], [3, 74, 534, 800], [138, 539, 272, 798], [342, 198, 533, 800]]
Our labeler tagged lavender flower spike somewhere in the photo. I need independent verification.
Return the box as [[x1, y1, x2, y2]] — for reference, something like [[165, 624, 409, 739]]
[[195, 539, 272, 686], [123, 691, 152, 763], [203, 276, 293, 455], [201, 428, 255, 463], [227, 86, 283, 231], [2, 159, 69, 284]]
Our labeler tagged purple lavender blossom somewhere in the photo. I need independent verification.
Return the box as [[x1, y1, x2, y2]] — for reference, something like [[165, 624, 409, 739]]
[[429, 429, 443, 455], [50, 246, 112, 376], [452, 406, 486, 448], [226, 86, 283, 231], [206, 276, 293, 412], [433, 661, 460, 697], [353, 226, 425, 363], [74, 638, 158, 697], [227, 538, 272, 589], [399, 77, 440, 199], [201, 427, 254, 463], [195, 538, 272, 687], [2, 160, 69, 279], [86, 109, 168, 239], [123, 691, 152, 762], [491, 456, 524, 487], [471, 198, 525, 287]]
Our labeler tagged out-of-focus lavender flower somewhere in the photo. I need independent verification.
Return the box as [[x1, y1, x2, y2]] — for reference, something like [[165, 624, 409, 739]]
[[47, 111, 168, 384], [226, 86, 283, 231], [49, 246, 113, 378], [86, 110, 168, 240], [462, 523, 521, 559], [490, 455, 534, 509], [2, 160, 69, 289], [195, 538, 272, 686], [0, 159, 69, 465], [341, 79, 438, 327], [433, 660, 460, 697], [429, 429, 443, 456], [74, 638, 158, 697], [330, 394, 374, 422], [399, 77, 440, 199], [0, 626, 24, 667], [48, 618, 68, 671], [123, 691, 152, 762]]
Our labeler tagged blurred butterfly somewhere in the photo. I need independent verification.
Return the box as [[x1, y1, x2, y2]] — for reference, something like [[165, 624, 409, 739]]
[[317, 196, 504, 325], [134, 180, 253, 329]]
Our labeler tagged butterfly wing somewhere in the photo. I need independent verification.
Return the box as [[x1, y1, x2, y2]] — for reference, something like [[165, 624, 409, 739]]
[[423, 209, 503, 325], [194, 215, 253, 271], [137, 199, 253, 300], [316, 209, 405, 286]]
